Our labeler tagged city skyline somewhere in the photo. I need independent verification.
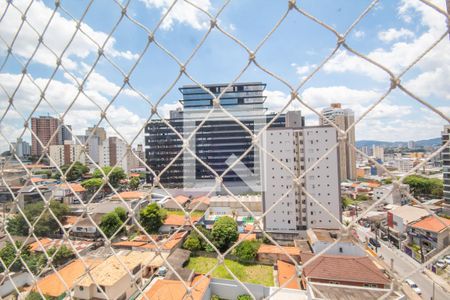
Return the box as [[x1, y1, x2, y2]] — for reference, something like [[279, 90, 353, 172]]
[[0, 0, 449, 154]]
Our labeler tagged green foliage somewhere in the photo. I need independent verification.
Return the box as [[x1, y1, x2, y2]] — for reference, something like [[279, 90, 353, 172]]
[[7, 201, 69, 236], [234, 240, 261, 262], [211, 295, 220, 300], [33, 170, 52, 178], [129, 176, 140, 190], [404, 175, 443, 198], [54, 161, 89, 181], [211, 216, 238, 251], [237, 295, 252, 300], [382, 178, 393, 185], [139, 203, 167, 233], [114, 207, 127, 222], [355, 194, 369, 202], [0, 242, 46, 275], [47, 245, 74, 266], [26, 291, 48, 300], [81, 178, 103, 194], [92, 166, 126, 188], [99, 211, 124, 238], [183, 235, 202, 252]]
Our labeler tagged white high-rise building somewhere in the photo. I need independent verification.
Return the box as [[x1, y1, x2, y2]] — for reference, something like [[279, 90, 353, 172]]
[[320, 103, 356, 181], [261, 115, 341, 236], [49, 140, 86, 167], [372, 145, 384, 161], [100, 137, 129, 173], [10, 138, 31, 158]]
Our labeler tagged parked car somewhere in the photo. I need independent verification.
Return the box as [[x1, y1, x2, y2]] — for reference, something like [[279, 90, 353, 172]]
[[444, 255, 450, 265], [369, 237, 381, 248], [435, 259, 447, 269], [405, 279, 422, 295], [156, 266, 167, 276]]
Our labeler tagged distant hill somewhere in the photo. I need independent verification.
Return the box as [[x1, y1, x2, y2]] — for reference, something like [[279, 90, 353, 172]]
[[356, 137, 441, 148]]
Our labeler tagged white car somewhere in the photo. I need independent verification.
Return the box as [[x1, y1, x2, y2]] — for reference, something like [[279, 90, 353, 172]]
[[405, 279, 422, 295], [435, 259, 447, 269], [444, 255, 450, 265]]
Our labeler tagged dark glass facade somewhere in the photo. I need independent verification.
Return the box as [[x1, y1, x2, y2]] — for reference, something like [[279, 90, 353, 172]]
[[145, 82, 289, 188]]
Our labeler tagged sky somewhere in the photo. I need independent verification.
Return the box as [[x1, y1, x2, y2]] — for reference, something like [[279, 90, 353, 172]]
[[0, 0, 449, 152]]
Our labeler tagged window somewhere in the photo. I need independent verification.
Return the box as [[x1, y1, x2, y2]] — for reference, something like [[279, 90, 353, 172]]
[[339, 247, 343, 253], [79, 286, 84, 291]]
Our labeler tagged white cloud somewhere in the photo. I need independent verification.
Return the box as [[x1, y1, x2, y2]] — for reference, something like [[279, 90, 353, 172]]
[[354, 30, 365, 38], [295, 63, 317, 76], [0, 0, 138, 71], [0, 72, 146, 150], [140, 0, 211, 30], [378, 28, 415, 42], [324, 0, 449, 82]]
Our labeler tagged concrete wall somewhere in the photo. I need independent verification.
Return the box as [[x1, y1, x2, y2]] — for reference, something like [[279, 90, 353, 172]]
[[209, 278, 269, 300], [311, 241, 366, 257], [0, 273, 33, 298]]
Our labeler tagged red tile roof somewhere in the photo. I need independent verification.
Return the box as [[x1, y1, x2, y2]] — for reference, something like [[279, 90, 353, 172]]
[[111, 191, 146, 200], [145, 275, 210, 300], [238, 233, 256, 241], [164, 214, 200, 226], [57, 183, 86, 193], [301, 253, 390, 286], [411, 216, 450, 233], [277, 260, 300, 289], [258, 244, 300, 256]]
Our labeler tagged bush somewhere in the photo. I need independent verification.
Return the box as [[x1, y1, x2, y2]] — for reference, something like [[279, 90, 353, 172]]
[[211, 216, 238, 251], [140, 203, 167, 233], [237, 294, 252, 300], [92, 166, 126, 188], [234, 240, 261, 262], [183, 235, 202, 252], [99, 211, 124, 238]]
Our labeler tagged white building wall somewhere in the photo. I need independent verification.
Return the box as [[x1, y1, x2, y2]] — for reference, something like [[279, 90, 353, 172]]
[[49, 145, 65, 167], [99, 141, 110, 168], [303, 127, 341, 229], [262, 129, 298, 233], [262, 126, 341, 234]]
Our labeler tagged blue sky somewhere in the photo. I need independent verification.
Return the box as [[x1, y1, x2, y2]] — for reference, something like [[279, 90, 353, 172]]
[[0, 0, 449, 151]]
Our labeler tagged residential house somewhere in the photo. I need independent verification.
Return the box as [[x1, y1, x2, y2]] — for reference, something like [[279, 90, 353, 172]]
[[159, 214, 201, 234], [143, 275, 210, 300], [29, 259, 102, 298], [257, 244, 301, 264], [301, 253, 391, 289], [53, 183, 87, 204], [162, 195, 191, 210], [386, 205, 429, 247], [70, 213, 103, 239], [306, 229, 366, 257], [73, 251, 167, 300], [187, 195, 210, 211], [406, 215, 450, 262], [28, 238, 95, 256]]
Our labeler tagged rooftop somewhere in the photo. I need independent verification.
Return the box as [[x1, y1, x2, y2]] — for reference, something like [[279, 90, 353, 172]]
[[111, 191, 147, 200], [258, 244, 300, 256], [56, 183, 86, 193], [31, 259, 102, 297], [308, 282, 401, 300], [301, 254, 390, 286], [28, 238, 94, 253], [411, 215, 450, 233], [238, 233, 256, 241], [390, 205, 429, 224], [163, 214, 200, 227], [277, 260, 300, 290], [78, 251, 168, 287], [145, 275, 210, 300]]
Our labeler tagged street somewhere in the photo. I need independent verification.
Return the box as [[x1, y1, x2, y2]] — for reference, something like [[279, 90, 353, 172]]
[[356, 225, 449, 300]]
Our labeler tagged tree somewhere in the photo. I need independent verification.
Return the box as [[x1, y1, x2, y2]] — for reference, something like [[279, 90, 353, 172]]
[[139, 203, 167, 233], [7, 201, 69, 236], [404, 175, 443, 198], [99, 211, 124, 238], [342, 197, 353, 209], [211, 216, 238, 251], [54, 161, 89, 181], [47, 245, 74, 266], [237, 294, 252, 300], [183, 235, 202, 252], [93, 166, 126, 188], [114, 207, 127, 223], [355, 194, 369, 202], [0, 241, 25, 272], [81, 178, 103, 194], [129, 176, 140, 190], [234, 240, 260, 262]]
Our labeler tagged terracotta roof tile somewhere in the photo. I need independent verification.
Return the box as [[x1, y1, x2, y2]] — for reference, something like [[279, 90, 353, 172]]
[[258, 244, 300, 256], [111, 191, 146, 200], [57, 183, 86, 193], [145, 275, 210, 300], [411, 216, 450, 233], [301, 253, 390, 286], [31, 259, 102, 297], [164, 214, 200, 226], [277, 260, 300, 289], [238, 233, 256, 241]]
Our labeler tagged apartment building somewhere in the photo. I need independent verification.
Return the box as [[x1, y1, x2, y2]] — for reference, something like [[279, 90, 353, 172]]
[[31, 116, 60, 156], [100, 136, 129, 172], [261, 115, 341, 236], [49, 140, 87, 167], [10, 137, 31, 158], [442, 125, 450, 204], [320, 103, 356, 181], [144, 82, 288, 190]]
